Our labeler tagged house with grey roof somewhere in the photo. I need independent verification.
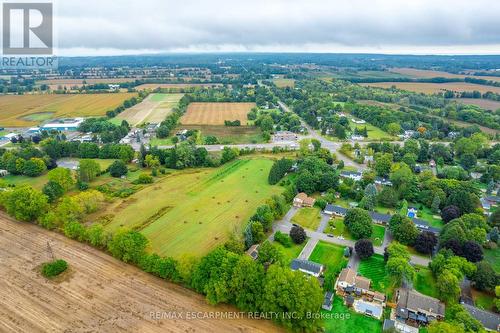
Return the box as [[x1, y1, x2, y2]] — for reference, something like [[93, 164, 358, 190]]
[[340, 171, 363, 181], [290, 259, 324, 277], [369, 211, 391, 224], [322, 291, 334, 311], [463, 304, 500, 332], [324, 204, 347, 217], [396, 288, 445, 327], [412, 218, 440, 234]]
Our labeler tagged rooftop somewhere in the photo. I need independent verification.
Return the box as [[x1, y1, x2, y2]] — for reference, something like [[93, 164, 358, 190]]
[[463, 304, 500, 332], [290, 259, 324, 275], [397, 288, 445, 317]]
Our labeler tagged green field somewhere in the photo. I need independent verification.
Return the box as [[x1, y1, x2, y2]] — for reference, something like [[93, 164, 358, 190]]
[[414, 266, 439, 299], [309, 241, 348, 273], [271, 239, 307, 265], [473, 289, 496, 311], [322, 296, 382, 333], [484, 247, 500, 273], [97, 159, 282, 258], [323, 218, 385, 246], [358, 255, 390, 294], [291, 207, 321, 230]]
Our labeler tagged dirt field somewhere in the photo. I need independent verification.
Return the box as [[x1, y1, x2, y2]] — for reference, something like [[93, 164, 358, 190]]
[[116, 93, 183, 126], [273, 78, 295, 88], [0, 93, 137, 127], [0, 212, 280, 333], [452, 98, 500, 111], [360, 82, 500, 94], [389, 67, 500, 82], [136, 83, 223, 90], [181, 102, 256, 126]]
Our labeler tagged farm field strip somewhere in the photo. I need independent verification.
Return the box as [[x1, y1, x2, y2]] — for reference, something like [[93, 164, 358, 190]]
[[97, 158, 282, 258], [136, 83, 223, 90], [0, 213, 279, 333], [116, 93, 183, 125], [360, 82, 500, 94], [389, 67, 500, 82], [180, 102, 256, 125], [0, 93, 137, 127]]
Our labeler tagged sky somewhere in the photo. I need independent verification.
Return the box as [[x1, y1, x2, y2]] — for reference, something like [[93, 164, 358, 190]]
[[50, 0, 500, 56]]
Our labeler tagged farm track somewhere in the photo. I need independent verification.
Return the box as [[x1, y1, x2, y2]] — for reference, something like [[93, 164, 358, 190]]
[[0, 212, 280, 332]]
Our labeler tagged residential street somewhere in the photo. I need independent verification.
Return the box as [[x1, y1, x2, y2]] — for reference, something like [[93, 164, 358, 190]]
[[272, 207, 431, 267]]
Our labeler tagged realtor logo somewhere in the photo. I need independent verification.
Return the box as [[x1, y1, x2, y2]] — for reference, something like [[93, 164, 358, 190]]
[[3, 3, 53, 55]]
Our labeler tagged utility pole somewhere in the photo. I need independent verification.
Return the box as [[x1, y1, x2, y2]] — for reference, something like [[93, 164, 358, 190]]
[[46, 241, 54, 261]]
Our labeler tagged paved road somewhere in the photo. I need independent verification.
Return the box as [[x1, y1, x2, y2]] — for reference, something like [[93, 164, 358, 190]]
[[272, 209, 430, 267], [278, 101, 368, 171]]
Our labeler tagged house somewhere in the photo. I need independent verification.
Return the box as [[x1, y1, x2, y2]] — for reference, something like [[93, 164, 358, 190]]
[[272, 131, 298, 142], [335, 268, 371, 296], [324, 204, 347, 217], [246, 244, 259, 260], [351, 135, 364, 141], [403, 130, 416, 139], [322, 291, 334, 311], [481, 198, 492, 212], [290, 259, 324, 277], [175, 129, 188, 140], [462, 304, 500, 332], [396, 288, 445, 327], [375, 177, 392, 186], [369, 211, 391, 224], [485, 196, 500, 205], [293, 192, 315, 207], [412, 218, 440, 234], [364, 155, 374, 164], [340, 171, 363, 182], [108, 84, 120, 91], [352, 118, 366, 124], [0, 169, 8, 177]]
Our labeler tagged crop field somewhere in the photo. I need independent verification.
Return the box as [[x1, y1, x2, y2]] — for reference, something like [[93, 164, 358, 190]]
[[180, 102, 256, 125], [136, 83, 223, 90], [97, 159, 282, 258], [171, 124, 265, 145], [360, 82, 500, 94], [0, 93, 137, 127], [389, 67, 500, 82], [273, 78, 295, 88], [0, 213, 279, 333], [453, 98, 500, 111], [116, 93, 183, 125]]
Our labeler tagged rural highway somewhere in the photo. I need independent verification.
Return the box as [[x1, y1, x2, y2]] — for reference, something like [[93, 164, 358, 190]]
[[272, 207, 431, 267]]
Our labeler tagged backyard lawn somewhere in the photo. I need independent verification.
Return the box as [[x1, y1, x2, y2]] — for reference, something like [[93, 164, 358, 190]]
[[473, 289, 496, 312], [309, 241, 348, 273], [484, 247, 500, 273], [271, 239, 307, 265], [322, 296, 382, 333], [414, 266, 439, 299], [323, 218, 385, 246], [358, 255, 391, 294], [291, 207, 322, 230]]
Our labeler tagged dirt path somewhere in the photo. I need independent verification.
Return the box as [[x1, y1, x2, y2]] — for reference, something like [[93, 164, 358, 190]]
[[0, 213, 280, 333]]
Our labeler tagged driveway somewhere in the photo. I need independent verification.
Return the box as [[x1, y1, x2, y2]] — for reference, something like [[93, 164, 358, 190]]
[[298, 238, 318, 260], [273, 221, 430, 266]]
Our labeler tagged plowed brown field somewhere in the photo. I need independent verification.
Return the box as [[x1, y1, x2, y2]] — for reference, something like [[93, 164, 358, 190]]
[[0, 213, 279, 333]]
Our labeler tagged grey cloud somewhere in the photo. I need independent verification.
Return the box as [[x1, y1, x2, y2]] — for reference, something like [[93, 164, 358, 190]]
[[53, 0, 500, 54]]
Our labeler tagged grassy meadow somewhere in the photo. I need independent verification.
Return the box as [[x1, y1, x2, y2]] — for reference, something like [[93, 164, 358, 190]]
[[97, 159, 282, 258]]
